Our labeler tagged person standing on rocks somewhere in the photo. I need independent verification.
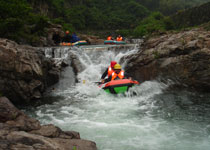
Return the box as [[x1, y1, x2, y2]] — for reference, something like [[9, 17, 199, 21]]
[[52, 31, 61, 45]]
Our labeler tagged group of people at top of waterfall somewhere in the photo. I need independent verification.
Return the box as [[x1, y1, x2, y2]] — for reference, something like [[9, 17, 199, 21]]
[[100, 61, 131, 84], [107, 35, 123, 41], [52, 30, 80, 45]]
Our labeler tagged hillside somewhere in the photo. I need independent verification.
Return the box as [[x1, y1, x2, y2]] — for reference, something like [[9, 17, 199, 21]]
[[1, 0, 210, 45], [27, 0, 210, 30], [171, 2, 210, 28]]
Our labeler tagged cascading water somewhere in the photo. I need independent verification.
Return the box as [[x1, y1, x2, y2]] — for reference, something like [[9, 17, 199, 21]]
[[24, 45, 210, 150]]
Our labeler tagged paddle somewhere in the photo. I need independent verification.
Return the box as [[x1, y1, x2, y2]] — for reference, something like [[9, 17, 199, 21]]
[[93, 81, 102, 84], [82, 80, 102, 85]]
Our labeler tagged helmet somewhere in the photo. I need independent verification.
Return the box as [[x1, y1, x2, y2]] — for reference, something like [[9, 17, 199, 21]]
[[110, 61, 117, 68], [66, 30, 69, 34], [114, 64, 121, 69]]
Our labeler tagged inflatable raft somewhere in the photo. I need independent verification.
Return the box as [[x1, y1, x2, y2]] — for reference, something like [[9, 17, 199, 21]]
[[61, 40, 88, 46], [101, 79, 139, 94], [104, 40, 126, 45]]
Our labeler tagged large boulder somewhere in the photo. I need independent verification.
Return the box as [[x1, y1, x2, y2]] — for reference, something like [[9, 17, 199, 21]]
[[0, 97, 97, 150], [125, 29, 210, 92], [78, 34, 104, 45], [0, 39, 60, 104]]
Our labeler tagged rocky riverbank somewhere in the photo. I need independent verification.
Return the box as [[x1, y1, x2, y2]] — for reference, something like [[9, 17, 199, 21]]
[[125, 29, 210, 92], [0, 39, 97, 150], [0, 97, 97, 150]]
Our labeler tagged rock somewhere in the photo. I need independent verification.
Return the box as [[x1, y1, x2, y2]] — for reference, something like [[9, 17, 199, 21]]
[[30, 23, 64, 47], [46, 24, 64, 46], [64, 131, 80, 139], [30, 125, 81, 140], [125, 30, 210, 92], [69, 52, 85, 75], [0, 97, 20, 122], [30, 124, 64, 138], [0, 97, 41, 131], [4, 131, 97, 150], [78, 34, 104, 45], [0, 97, 97, 150], [0, 39, 60, 104]]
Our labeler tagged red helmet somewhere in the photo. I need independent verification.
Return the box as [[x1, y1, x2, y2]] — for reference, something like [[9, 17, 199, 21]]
[[110, 61, 117, 68], [65, 30, 69, 34]]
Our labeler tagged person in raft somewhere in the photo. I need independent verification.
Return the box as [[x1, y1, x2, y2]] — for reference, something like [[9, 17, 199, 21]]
[[101, 61, 117, 83], [101, 63, 131, 83], [70, 32, 80, 43], [116, 35, 123, 41], [62, 30, 72, 43], [107, 35, 113, 40]]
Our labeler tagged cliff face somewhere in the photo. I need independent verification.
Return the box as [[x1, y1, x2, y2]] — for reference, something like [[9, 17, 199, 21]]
[[171, 2, 210, 28], [125, 29, 210, 92], [0, 39, 60, 104]]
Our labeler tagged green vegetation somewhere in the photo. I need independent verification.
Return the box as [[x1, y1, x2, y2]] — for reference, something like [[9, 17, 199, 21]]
[[133, 12, 174, 37], [202, 22, 210, 31], [0, 0, 210, 44], [171, 2, 210, 29], [0, 0, 50, 44]]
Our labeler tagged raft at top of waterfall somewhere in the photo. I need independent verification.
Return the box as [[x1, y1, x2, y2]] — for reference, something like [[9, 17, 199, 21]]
[[61, 40, 88, 46], [104, 35, 126, 45]]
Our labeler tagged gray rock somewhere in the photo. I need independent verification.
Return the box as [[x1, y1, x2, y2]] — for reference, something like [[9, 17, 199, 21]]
[[125, 30, 210, 92], [0, 39, 60, 103], [0, 97, 97, 150]]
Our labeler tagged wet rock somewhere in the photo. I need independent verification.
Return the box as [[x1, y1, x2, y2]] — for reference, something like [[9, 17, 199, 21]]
[[0, 39, 60, 104], [0, 97, 97, 150], [0, 97, 41, 131], [0, 97, 20, 122], [125, 30, 210, 92], [78, 34, 104, 45], [31, 23, 64, 47], [46, 24, 64, 46], [30, 124, 64, 138], [69, 52, 85, 75]]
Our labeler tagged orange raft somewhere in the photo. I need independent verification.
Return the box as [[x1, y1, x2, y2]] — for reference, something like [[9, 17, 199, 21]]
[[60, 40, 88, 46], [102, 79, 140, 94]]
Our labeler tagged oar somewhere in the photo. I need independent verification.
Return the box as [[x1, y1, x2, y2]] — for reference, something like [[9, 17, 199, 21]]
[[82, 80, 102, 85], [93, 81, 102, 84]]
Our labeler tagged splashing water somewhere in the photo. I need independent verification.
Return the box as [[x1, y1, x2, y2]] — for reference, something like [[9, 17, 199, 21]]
[[24, 45, 210, 150]]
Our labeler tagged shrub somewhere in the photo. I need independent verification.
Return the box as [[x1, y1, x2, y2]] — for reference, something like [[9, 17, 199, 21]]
[[133, 12, 174, 37]]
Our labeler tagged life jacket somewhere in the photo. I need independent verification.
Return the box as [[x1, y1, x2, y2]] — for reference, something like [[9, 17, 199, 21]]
[[111, 70, 124, 80], [116, 36, 123, 41], [107, 36, 112, 40], [108, 66, 114, 77]]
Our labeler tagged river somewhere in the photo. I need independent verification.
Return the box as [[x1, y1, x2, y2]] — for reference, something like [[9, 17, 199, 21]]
[[23, 45, 210, 150]]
